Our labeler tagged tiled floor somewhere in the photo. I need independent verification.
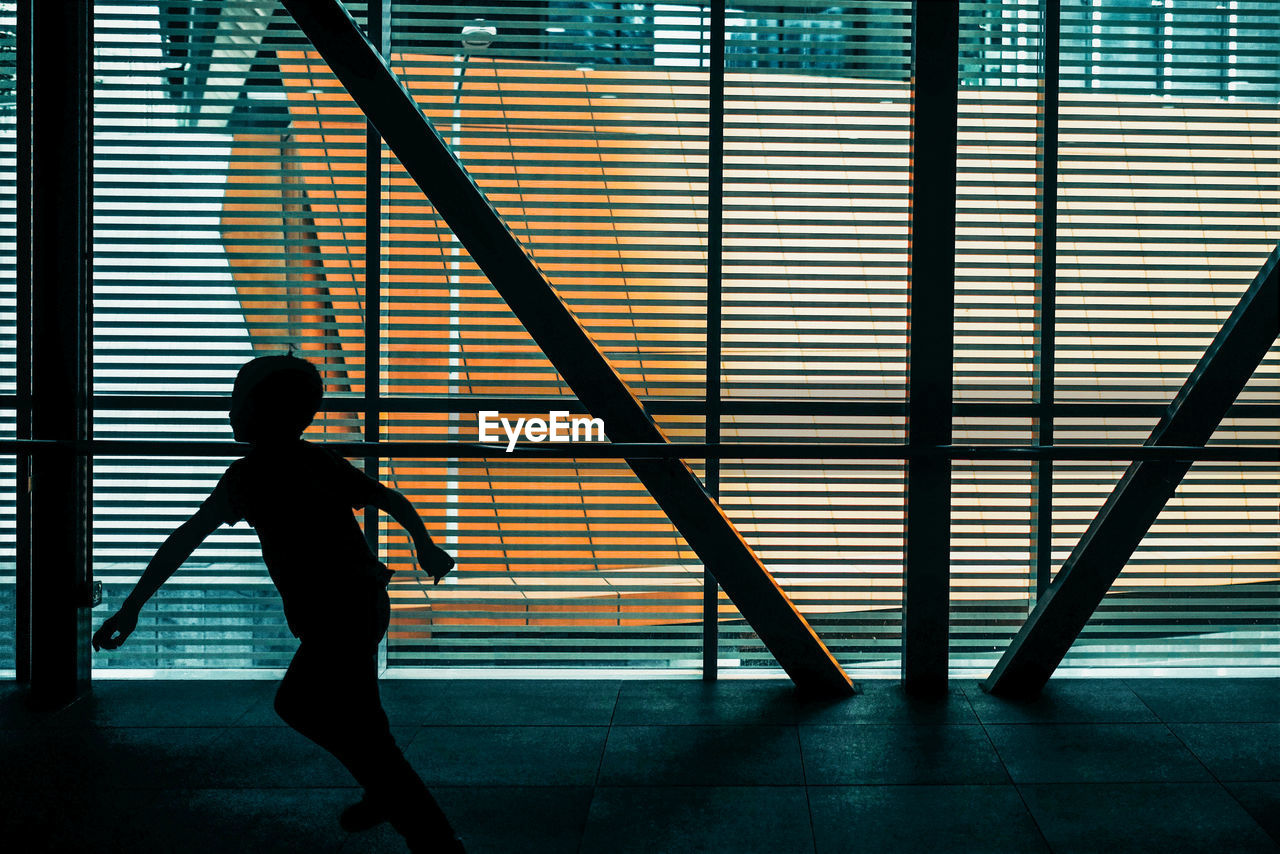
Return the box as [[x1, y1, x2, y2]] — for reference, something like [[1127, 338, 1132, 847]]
[[1, 677, 1276, 853]]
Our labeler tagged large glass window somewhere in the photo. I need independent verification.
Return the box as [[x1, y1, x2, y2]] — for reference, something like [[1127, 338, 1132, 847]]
[[1, 0, 1275, 677]]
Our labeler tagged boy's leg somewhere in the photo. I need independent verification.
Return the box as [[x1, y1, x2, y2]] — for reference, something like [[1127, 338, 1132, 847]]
[[273, 596, 459, 846]]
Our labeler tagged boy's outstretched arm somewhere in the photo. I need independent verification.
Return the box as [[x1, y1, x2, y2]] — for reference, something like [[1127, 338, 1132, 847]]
[[371, 484, 455, 584], [91, 504, 222, 651]]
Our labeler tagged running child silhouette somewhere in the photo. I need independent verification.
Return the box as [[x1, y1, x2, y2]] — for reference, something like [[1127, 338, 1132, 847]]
[[92, 354, 464, 854]]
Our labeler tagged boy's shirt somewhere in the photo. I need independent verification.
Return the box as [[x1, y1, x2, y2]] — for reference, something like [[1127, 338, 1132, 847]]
[[201, 438, 392, 637]]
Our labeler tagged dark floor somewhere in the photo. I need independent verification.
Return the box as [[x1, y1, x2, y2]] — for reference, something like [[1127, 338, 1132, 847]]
[[1, 677, 1277, 853]]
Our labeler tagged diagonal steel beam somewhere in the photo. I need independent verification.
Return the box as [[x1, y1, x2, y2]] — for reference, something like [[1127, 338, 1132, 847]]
[[985, 245, 1279, 698], [279, 0, 853, 696]]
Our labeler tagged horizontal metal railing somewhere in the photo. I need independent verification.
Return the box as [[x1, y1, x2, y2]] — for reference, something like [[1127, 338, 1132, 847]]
[[3, 438, 1276, 461]]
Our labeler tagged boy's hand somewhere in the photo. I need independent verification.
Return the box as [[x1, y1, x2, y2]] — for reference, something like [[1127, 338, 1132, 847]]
[[417, 544, 456, 585], [92, 607, 139, 651]]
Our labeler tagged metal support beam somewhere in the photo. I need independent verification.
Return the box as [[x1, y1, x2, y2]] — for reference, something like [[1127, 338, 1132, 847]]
[[703, 0, 726, 683], [19, 0, 95, 708], [984, 245, 1280, 698], [1032, 0, 1060, 598], [902, 0, 958, 698], [279, 0, 853, 696]]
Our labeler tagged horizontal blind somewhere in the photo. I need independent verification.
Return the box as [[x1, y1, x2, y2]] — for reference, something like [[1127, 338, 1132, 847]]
[[948, 0, 1043, 668], [92, 448, 295, 671], [1057, 0, 1279, 405], [1054, 0, 1279, 669], [381, 451, 704, 669], [719, 0, 911, 671], [90, 1, 369, 671], [381, 2, 709, 399], [0, 4, 14, 675], [957, 0, 1040, 407], [951, 419, 1036, 669], [1055, 417, 1279, 669], [371, 4, 710, 668], [724, 0, 911, 403], [96, 2, 366, 395], [718, 459, 904, 671], [215, 3, 713, 669]]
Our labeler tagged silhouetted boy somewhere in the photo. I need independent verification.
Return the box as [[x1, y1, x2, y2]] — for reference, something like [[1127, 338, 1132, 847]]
[[93, 354, 464, 853]]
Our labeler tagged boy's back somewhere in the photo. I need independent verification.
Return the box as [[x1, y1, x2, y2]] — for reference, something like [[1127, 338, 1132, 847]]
[[204, 437, 392, 636]]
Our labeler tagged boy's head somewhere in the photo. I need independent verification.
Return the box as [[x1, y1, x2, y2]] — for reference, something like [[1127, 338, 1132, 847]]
[[230, 354, 323, 443]]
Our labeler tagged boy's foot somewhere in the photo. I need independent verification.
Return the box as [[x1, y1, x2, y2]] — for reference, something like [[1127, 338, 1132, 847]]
[[339, 795, 390, 832]]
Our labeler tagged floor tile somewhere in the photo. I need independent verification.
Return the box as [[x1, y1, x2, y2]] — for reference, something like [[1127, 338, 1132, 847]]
[[796, 681, 977, 725], [1226, 782, 1280, 845], [1125, 679, 1280, 723], [232, 682, 288, 727], [799, 724, 1009, 785], [598, 724, 804, 786], [403, 725, 609, 786], [1, 725, 224, 791], [195, 725, 413, 788], [613, 678, 812, 725], [1169, 722, 1280, 782], [340, 786, 596, 854], [809, 784, 1049, 854], [580, 786, 814, 854], [414, 679, 621, 726], [1020, 782, 1279, 854], [376, 679, 460, 726], [436, 785, 594, 854], [960, 678, 1157, 724], [135, 787, 353, 853], [0, 683, 60, 728], [40, 679, 276, 728], [234, 678, 467, 728], [986, 723, 1212, 783], [0, 783, 170, 854]]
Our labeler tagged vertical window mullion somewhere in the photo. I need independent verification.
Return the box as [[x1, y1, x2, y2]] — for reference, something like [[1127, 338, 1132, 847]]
[[703, 0, 725, 682], [1034, 0, 1059, 599], [903, 0, 958, 697], [364, 2, 390, 673]]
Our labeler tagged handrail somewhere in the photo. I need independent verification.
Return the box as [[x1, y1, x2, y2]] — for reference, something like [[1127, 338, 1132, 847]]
[[4, 438, 1275, 461]]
